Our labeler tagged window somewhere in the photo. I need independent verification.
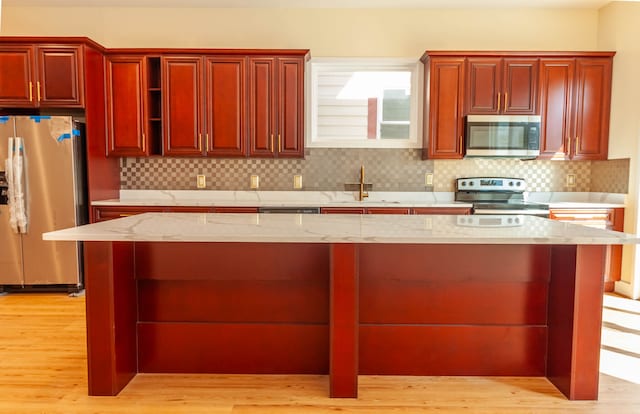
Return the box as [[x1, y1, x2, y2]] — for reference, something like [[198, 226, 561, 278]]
[[307, 58, 422, 148]]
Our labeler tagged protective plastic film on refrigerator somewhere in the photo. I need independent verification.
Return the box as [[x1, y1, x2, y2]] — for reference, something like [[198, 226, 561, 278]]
[[0, 116, 87, 291]]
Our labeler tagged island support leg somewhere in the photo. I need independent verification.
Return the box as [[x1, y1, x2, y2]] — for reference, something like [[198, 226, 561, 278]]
[[84, 241, 137, 396], [329, 243, 359, 398], [547, 244, 606, 400]]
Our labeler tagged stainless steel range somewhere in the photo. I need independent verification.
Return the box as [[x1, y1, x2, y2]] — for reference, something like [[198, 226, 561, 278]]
[[455, 177, 550, 217]]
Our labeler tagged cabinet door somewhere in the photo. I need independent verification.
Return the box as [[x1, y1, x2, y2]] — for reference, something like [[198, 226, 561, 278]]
[[425, 58, 465, 159], [277, 57, 305, 157], [0, 45, 35, 107], [106, 55, 149, 156], [36, 45, 84, 107], [366, 208, 411, 215], [162, 56, 204, 156], [466, 58, 500, 114], [248, 57, 277, 157], [572, 58, 612, 160], [502, 58, 538, 114], [538, 59, 574, 159], [204, 56, 246, 157]]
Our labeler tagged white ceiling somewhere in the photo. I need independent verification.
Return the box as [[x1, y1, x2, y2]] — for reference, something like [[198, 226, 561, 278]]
[[1, 0, 629, 9]]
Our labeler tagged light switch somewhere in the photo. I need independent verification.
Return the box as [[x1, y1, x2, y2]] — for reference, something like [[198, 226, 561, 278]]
[[293, 175, 303, 189], [196, 174, 206, 189], [250, 175, 260, 189]]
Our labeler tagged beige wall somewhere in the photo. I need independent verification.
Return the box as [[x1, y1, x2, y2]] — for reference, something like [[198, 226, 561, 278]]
[[599, 1, 640, 297], [2, 7, 598, 54]]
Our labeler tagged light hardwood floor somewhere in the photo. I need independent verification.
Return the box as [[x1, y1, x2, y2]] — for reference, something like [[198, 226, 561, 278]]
[[0, 293, 639, 414]]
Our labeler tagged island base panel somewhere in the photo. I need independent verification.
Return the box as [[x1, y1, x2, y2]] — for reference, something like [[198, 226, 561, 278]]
[[138, 323, 328, 374], [82, 241, 608, 400], [548, 245, 606, 400], [84, 241, 137, 396], [330, 243, 359, 398], [360, 325, 546, 375]]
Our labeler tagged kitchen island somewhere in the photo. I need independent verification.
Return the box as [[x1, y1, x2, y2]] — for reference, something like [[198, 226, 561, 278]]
[[43, 213, 639, 400]]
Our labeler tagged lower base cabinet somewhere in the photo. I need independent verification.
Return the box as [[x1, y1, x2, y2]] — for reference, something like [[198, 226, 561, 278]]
[[550, 207, 624, 292]]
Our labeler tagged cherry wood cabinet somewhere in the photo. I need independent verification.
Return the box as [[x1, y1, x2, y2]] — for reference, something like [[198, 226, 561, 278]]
[[92, 205, 260, 222], [321, 207, 471, 215], [162, 56, 204, 156], [550, 207, 624, 292], [422, 57, 466, 159], [106, 55, 149, 156], [424, 51, 613, 162], [248, 56, 305, 158], [0, 44, 84, 108], [538, 55, 613, 160], [572, 58, 613, 160], [205, 56, 247, 157], [466, 58, 538, 115]]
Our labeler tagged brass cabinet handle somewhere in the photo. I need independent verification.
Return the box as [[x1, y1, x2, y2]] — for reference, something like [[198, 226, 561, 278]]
[[576, 136, 580, 153], [29, 82, 33, 102], [567, 136, 571, 155], [270, 134, 274, 153], [503, 92, 508, 112], [497, 93, 501, 112], [459, 135, 463, 151], [119, 213, 134, 217], [206, 134, 210, 152], [199, 133, 202, 151], [37, 81, 41, 102], [278, 134, 282, 152]]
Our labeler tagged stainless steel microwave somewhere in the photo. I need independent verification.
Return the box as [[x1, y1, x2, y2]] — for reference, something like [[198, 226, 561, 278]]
[[465, 115, 541, 158]]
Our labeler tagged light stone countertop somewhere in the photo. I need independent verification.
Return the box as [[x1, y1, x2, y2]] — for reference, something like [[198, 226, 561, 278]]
[[44, 212, 639, 245], [91, 190, 627, 209], [92, 190, 471, 208]]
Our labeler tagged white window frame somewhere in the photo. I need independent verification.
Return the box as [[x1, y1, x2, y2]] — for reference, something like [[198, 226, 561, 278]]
[[306, 57, 423, 149]]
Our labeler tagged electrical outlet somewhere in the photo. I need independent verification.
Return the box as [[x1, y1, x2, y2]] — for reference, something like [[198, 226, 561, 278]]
[[196, 174, 206, 189], [566, 174, 576, 187], [250, 175, 260, 189], [425, 173, 434, 187], [293, 175, 303, 189]]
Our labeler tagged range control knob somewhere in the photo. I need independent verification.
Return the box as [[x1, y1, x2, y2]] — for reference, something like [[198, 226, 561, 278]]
[[516, 182, 522, 187], [461, 181, 466, 186], [508, 181, 514, 186]]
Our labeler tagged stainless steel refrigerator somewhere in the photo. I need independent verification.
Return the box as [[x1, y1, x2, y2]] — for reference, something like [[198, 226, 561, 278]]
[[0, 116, 86, 290]]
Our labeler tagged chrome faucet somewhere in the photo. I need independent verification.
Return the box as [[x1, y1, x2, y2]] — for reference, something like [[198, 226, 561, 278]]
[[359, 165, 369, 201]]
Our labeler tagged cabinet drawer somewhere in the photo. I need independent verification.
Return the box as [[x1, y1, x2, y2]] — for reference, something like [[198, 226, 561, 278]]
[[93, 206, 167, 222], [549, 209, 614, 229]]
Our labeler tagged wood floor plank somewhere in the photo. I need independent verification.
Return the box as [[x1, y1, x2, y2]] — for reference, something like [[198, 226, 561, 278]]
[[1, 293, 639, 414]]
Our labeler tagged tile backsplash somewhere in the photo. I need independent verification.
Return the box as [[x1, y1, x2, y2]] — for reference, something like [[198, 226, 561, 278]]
[[121, 149, 629, 194]]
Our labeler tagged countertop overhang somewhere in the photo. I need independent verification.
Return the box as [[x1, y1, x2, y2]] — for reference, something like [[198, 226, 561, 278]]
[[44, 212, 639, 245]]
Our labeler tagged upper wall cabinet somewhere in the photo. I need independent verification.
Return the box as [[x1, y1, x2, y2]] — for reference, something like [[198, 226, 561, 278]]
[[423, 57, 466, 159], [205, 56, 247, 157], [538, 54, 613, 160], [162, 55, 204, 156], [248, 56, 305, 158], [109, 50, 309, 158], [0, 44, 84, 108], [466, 57, 538, 115], [422, 51, 614, 161], [106, 55, 149, 157]]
